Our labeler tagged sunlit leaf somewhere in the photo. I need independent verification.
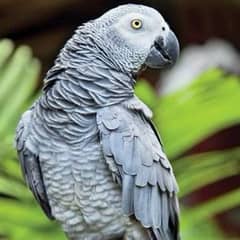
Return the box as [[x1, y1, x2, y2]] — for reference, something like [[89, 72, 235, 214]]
[[175, 148, 240, 198], [154, 69, 240, 158]]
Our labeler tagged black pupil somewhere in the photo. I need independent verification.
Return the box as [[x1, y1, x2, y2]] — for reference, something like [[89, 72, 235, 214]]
[[135, 21, 140, 26]]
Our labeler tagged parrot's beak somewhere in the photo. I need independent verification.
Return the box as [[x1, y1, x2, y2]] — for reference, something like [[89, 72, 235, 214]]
[[145, 30, 180, 69]]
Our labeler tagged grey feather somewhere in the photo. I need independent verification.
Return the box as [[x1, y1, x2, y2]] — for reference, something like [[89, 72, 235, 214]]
[[97, 100, 180, 238], [15, 110, 54, 219]]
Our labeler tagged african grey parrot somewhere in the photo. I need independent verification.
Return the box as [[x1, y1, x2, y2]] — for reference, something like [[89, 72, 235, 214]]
[[15, 4, 180, 240]]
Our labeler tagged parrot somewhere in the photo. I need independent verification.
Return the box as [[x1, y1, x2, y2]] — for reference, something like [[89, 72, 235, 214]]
[[15, 4, 180, 240]]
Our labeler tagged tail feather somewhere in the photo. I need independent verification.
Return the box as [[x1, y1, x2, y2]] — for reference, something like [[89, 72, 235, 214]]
[[148, 226, 181, 240], [147, 195, 180, 240]]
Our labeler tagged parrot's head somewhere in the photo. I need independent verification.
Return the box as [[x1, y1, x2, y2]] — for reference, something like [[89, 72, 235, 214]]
[[93, 4, 180, 75]]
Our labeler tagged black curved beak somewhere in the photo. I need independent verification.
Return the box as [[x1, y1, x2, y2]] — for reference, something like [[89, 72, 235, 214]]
[[145, 30, 180, 69]]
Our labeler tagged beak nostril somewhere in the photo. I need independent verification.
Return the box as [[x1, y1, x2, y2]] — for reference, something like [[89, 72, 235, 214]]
[[154, 41, 163, 52], [154, 36, 164, 47]]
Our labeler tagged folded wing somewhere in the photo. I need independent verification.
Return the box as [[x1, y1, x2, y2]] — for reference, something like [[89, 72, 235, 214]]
[[97, 105, 180, 240]]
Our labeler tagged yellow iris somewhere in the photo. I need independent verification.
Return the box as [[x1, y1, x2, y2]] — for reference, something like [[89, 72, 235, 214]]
[[131, 19, 143, 30]]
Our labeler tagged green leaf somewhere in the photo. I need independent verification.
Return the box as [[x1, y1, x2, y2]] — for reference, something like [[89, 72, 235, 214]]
[[0, 39, 14, 68], [181, 218, 225, 240], [181, 188, 240, 228], [0, 45, 33, 107], [175, 148, 240, 198], [155, 69, 240, 158], [0, 57, 40, 136], [135, 79, 157, 109]]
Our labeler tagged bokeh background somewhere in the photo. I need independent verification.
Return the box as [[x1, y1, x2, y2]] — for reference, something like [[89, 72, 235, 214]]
[[0, 0, 240, 239]]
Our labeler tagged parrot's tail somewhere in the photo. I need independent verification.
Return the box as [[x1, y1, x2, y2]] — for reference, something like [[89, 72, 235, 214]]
[[147, 197, 180, 240], [148, 227, 181, 240]]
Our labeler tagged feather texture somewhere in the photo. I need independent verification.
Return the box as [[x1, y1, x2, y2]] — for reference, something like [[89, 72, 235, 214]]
[[97, 97, 180, 239], [15, 110, 54, 219]]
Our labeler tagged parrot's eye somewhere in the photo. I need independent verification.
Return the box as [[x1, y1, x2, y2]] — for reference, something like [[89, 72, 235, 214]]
[[131, 19, 143, 30]]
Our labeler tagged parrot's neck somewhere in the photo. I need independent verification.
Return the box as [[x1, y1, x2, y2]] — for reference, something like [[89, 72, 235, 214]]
[[63, 65, 135, 107], [44, 28, 135, 108]]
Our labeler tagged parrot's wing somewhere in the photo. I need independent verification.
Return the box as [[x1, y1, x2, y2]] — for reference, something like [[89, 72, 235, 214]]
[[97, 105, 179, 239], [15, 109, 54, 219]]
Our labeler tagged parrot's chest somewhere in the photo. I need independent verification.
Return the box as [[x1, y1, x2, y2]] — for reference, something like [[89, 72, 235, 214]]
[[40, 132, 124, 231]]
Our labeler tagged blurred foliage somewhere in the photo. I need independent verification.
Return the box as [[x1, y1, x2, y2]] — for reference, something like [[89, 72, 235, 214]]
[[0, 39, 65, 240], [154, 70, 240, 159], [136, 71, 240, 240], [0, 39, 239, 240]]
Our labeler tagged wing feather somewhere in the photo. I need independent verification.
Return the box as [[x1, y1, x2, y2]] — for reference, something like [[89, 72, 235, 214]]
[[15, 110, 54, 219], [97, 104, 180, 240]]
